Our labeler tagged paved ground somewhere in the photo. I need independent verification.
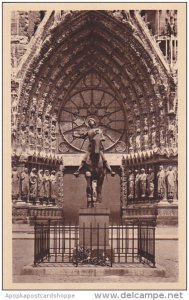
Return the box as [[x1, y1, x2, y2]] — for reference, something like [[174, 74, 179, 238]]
[[12, 238, 178, 283]]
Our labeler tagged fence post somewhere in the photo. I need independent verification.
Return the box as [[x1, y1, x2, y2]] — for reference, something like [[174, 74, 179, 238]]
[[138, 222, 142, 263], [110, 224, 113, 266], [75, 222, 78, 267], [104, 223, 106, 259], [33, 216, 37, 266], [153, 224, 156, 268], [47, 219, 50, 262], [97, 223, 99, 261]]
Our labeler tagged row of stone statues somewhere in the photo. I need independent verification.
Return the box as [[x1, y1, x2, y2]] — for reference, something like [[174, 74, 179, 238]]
[[12, 167, 63, 206], [127, 165, 177, 201]]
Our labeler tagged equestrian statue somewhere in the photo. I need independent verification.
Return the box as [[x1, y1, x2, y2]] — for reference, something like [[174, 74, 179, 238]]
[[73, 117, 115, 207]]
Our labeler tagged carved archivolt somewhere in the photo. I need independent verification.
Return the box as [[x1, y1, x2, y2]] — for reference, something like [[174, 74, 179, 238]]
[[12, 10, 177, 155]]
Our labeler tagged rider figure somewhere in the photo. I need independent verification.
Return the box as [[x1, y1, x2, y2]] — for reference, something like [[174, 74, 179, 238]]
[[73, 118, 115, 177]]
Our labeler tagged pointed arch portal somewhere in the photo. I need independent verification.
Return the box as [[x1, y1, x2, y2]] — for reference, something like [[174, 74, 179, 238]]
[[15, 10, 173, 158], [11, 10, 178, 225]]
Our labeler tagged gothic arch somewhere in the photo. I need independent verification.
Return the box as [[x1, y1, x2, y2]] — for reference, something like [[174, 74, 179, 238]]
[[14, 10, 175, 154]]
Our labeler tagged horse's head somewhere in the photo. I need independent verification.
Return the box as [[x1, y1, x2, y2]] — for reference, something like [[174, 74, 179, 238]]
[[91, 130, 105, 154]]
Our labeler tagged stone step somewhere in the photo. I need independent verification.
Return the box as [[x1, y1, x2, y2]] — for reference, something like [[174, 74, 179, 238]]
[[22, 264, 166, 277]]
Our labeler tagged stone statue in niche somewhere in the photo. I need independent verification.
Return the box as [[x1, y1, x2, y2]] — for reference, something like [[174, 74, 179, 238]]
[[157, 165, 166, 200], [20, 168, 29, 202], [11, 123, 17, 150], [134, 169, 140, 199], [44, 132, 50, 151], [133, 102, 140, 117], [44, 170, 51, 205], [169, 92, 175, 113], [11, 90, 19, 126], [135, 128, 141, 151], [51, 113, 57, 126], [11, 90, 18, 113], [144, 117, 148, 127], [29, 114, 35, 127], [136, 119, 140, 129], [29, 168, 38, 202], [128, 170, 135, 199], [159, 114, 165, 126], [37, 80, 42, 89], [30, 103, 36, 119], [56, 170, 64, 208], [175, 167, 178, 199], [151, 125, 157, 149], [51, 132, 57, 151], [38, 100, 45, 113], [51, 123, 56, 133], [21, 108, 27, 123], [168, 122, 176, 148], [147, 168, 154, 198], [169, 136, 176, 148], [38, 169, 45, 205], [136, 68, 144, 81], [12, 167, 20, 200], [129, 134, 134, 153], [20, 126, 28, 151], [43, 114, 50, 133], [139, 168, 147, 198], [143, 127, 149, 151], [36, 115, 42, 130], [160, 127, 165, 147], [139, 97, 145, 108], [32, 97, 37, 108], [150, 74, 156, 85], [28, 125, 35, 145], [166, 166, 177, 200], [50, 170, 57, 206], [149, 98, 155, 113], [37, 128, 43, 146]]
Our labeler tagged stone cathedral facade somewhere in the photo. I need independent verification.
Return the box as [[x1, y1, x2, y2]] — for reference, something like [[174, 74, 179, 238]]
[[11, 10, 178, 224]]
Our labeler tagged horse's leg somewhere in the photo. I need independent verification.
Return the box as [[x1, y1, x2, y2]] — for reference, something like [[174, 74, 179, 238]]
[[96, 174, 104, 203], [86, 175, 93, 208]]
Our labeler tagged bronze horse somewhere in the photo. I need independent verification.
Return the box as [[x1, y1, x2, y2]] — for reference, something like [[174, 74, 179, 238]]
[[85, 151, 105, 207]]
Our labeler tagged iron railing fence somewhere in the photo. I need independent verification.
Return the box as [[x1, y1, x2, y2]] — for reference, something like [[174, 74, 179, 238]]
[[34, 220, 156, 268]]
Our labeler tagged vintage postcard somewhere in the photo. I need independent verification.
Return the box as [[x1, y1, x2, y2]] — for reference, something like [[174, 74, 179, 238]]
[[2, 2, 187, 292]]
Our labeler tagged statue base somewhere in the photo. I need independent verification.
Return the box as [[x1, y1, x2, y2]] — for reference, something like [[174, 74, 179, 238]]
[[78, 208, 111, 264], [79, 208, 110, 247]]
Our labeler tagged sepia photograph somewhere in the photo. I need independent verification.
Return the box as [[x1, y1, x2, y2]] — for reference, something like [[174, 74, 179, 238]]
[[2, 2, 187, 291]]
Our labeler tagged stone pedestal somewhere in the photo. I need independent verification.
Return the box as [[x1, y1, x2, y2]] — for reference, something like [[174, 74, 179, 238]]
[[122, 203, 157, 224], [12, 203, 64, 224], [79, 208, 110, 248], [156, 202, 178, 225]]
